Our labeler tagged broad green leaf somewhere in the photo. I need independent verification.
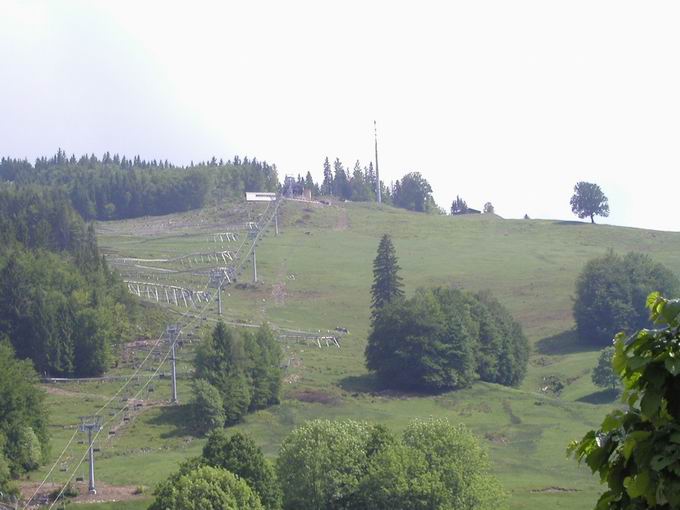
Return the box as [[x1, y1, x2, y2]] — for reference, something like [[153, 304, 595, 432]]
[[624, 471, 655, 503], [661, 299, 680, 324], [646, 292, 661, 310], [650, 454, 675, 471], [622, 438, 637, 461], [664, 357, 680, 376], [601, 412, 623, 433], [641, 391, 662, 417], [613, 340, 627, 374]]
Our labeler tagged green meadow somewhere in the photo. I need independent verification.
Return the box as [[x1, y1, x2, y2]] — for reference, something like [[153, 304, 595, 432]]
[[32, 199, 680, 509]]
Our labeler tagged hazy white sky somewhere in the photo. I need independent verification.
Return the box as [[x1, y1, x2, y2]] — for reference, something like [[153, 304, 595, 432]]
[[1, 1, 679, 231]]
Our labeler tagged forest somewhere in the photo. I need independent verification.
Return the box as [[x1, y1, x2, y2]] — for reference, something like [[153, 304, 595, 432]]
[[0, 186, 137, 377], [0, 150, 279, 220]]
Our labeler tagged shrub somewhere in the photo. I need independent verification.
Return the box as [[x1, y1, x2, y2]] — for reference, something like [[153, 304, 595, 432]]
[[366, 287, 528, 392], [573, 251, 679, 346], [149, 465, 263, 510]]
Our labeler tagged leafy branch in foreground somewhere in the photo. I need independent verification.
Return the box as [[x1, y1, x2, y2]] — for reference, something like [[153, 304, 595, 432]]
[[568, 292, 680, 509]]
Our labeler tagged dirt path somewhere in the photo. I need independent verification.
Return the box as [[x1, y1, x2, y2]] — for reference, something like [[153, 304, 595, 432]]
[[334, 206, 349, 230], [43, 385, 110, 401], [20, 481, 148, 508]]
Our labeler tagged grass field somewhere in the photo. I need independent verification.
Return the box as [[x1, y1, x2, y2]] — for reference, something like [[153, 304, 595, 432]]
[[30, 199, 680, 509]]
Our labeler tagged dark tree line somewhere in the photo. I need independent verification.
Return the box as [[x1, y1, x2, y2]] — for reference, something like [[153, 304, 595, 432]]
[[0, 186, 136, 377], [192, 322, 283, 430], [315, 157, 441, 214], [319, 157, 384, 203], [0, 150, 279, 220]]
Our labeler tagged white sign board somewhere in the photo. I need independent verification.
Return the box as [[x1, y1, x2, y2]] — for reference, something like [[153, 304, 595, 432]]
[[245, 192, 277, 202]]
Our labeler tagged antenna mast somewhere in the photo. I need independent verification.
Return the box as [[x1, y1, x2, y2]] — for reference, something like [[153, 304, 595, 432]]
[[374, 120, 381, 204]]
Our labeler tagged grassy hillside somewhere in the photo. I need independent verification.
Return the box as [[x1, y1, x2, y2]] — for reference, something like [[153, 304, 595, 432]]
[[31, 199, 680, 510]]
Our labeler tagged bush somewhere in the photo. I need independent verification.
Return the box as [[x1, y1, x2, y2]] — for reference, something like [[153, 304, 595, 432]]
[[202, 430, 282, 510], [190, 379, 225, 435], [366, 287, 528, 392], [0, 342, 48, 477], [149, 464, 263, 510], [573, 251, 679, 346], [277, 420, 375, 510], [277, 418, 505, 510]]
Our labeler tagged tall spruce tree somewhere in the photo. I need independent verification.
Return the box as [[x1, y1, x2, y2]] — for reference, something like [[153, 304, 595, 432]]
[[321, 157, 333, 195], [371, 235, 404, 319]]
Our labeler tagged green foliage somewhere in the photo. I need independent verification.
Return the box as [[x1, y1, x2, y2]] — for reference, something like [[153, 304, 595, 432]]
[[392, 172, 436, 212], [194, 322, 282, 426], [592, 347, 620, 390], [148, 464, 263, 510], [569, 293, 680, 509], [355, 442, 439, 509], [0, 186, 135, 376], [400, 418, 506, 510], [195, 322, 251, 424], [570, 181, 610, 224], [321, 157, 333, 195], [276, 419, 375, 510], [0, 249, 130, 376], [574, 251, 679, 346], [190, 379, 226, 435], [1, 151, 278, 220], [277, 418, 505, 510], [202, 430, 282, 510], [246, 324, 283, 411], [370, 234, 404, 318], [319, 157, 380, 202], [0, 342, 48, 477], [0, 451, 16, 497], [366, 287, 529, 391]]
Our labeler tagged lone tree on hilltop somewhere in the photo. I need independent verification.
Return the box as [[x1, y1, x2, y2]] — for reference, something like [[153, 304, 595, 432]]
[[450, 195, 468, 215], [483, 202, 494, 214], [371, 235, 404, 319], [570, 181, 609, 224]]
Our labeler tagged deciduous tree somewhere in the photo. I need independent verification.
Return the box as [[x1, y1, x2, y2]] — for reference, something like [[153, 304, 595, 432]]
[[570, 181, 609, 224], [0, 341, 48, 478], [149, 465, 263, 510], [190, 379, 225, 434], [366, 288, 528, 391], [591, 347, 620, 391], [573, 251, 679, 346], [392, 172, 434, 212], [202, 430, 282, 510]]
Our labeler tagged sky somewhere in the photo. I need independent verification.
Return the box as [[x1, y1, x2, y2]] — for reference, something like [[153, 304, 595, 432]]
[[1, 1, 679, 231]]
